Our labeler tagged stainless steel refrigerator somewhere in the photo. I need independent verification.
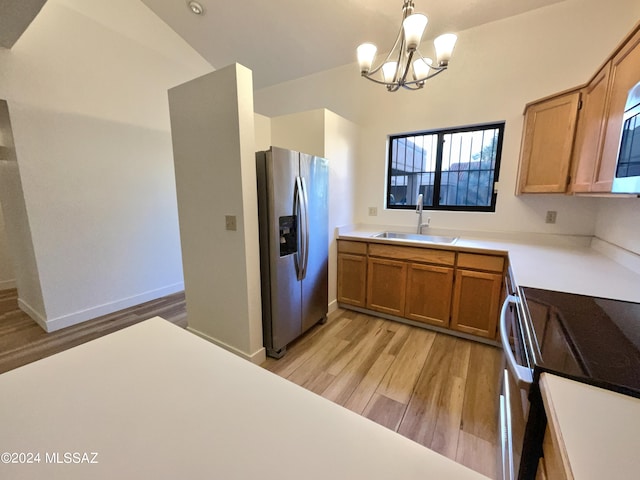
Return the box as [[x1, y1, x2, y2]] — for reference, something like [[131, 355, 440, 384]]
[[256, 146, 328, 358]]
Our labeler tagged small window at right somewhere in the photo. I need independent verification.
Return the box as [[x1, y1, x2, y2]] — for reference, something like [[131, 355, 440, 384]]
[[387, 122, 505, 212]]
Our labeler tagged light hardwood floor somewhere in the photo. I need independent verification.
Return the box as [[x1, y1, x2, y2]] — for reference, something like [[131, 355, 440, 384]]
[[1, 288, 501, 478], [0, 288, 187, 374], [263, 309, 503, 479]]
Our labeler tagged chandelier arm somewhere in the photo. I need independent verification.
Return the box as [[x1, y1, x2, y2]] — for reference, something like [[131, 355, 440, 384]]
[[397, 50, 415, 85], [360, 74, 399, 86], [402, 68, 446, 87], [414, 49, 447, 73], [367, 19, 406, 78]]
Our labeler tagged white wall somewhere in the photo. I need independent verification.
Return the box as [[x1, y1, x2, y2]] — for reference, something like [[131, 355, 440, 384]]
[[323, 110, 359, 310], [271, 110, 326, 156], [0, 0, 212, 330], [169, 65, 264, 363], [0, 101, 17, 291], [269, 109, 359, 312], [0, 204, 14, 290], [595, 199, 640, 255], [254, 0, 640, 239], [254, 113, 272, 151]]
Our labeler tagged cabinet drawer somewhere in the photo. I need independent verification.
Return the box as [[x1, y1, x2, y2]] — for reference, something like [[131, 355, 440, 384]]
[[368, 243, 455, 266], [457, 252, 505, 272], [338, 240, 367, 255]]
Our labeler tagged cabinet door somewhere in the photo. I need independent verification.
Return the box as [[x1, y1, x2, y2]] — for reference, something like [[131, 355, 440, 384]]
[[451, 269, 502, 339], [405, 263, 453, 327], [570, 63, 611, 193], [517, 91, 581, 193], [366, 257, 407, 316], [337, 253, 367, 307], [596, 27, 640, 192]]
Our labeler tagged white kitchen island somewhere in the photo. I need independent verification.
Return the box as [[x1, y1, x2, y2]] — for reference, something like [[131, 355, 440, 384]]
[[0, 317, 487, 480]]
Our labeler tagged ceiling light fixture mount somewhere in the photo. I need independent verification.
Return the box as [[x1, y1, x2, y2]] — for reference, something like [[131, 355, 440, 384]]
[[187, 1, 204, 15], [357, 0, 457, 92]]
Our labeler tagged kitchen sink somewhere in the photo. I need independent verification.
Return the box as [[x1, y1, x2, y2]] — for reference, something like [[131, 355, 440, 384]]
[[372, 231, 459, 244]]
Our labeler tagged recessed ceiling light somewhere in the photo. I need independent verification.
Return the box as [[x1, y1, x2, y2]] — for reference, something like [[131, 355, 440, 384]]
[[187, 1, 204, 15]]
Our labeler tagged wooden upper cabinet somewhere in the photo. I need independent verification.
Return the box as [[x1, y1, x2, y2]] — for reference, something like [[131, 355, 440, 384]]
[[517, 90, 581, 194], [570, 62, 612, 193], [596, 26, 640, 192]]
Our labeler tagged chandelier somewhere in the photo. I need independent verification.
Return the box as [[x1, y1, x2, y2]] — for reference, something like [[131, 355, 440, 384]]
[[356, 0, 457, 92]]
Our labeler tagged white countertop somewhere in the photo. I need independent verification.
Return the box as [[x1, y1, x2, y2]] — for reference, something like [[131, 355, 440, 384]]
[[0, 317, 487, 480], [338, 226, 640, 303], [539, 373, 640, 479]]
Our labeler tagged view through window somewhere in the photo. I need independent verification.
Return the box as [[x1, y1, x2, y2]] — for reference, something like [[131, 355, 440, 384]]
[[387, 123, 505, 212]]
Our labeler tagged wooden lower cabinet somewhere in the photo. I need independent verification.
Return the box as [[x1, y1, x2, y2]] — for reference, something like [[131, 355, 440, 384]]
[[337, 253, 367, 307], [540, 425, 569, 480], [451, 269, 502, 339], [366, 257, 407, 316], [405, 263, 453, 327], [337, 240, 505, 342]]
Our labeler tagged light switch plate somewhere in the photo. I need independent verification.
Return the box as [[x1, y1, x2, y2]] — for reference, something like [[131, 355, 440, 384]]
[[225, 215, 237, 231]]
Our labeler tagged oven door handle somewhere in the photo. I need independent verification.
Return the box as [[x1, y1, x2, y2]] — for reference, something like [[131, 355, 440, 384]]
[[500, 295, 533, 388]]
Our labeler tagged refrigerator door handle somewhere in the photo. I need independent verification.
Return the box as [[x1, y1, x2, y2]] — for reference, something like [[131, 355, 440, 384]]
[[294, 176, 305, 280], [300, 176, 310, 280]]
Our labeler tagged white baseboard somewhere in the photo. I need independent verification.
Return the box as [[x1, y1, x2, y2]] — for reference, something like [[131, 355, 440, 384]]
[[18, 297, 48, 331], [0, 279, 16, 290], [41, 282, 185, 333], [328, 298, 338, 315], [186, 326, 266, 365]]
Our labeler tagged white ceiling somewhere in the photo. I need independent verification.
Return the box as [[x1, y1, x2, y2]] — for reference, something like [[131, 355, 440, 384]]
[[0, 0, 47, 48], [140, 0, 567, 89]]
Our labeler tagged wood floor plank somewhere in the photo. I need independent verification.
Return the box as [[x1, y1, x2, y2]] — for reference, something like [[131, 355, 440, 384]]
[[460, 342, 502, 442], [261, 314, 352, 377], [285, 335, 352, 389], [397, 334, 460, 447], [321, 321, 395, 405], [456, 430, 498, 479], [343, 352, 395, 415], [376, 327, 436, 405], [362, 393, 407, 432], [429, 339, 472, 458]]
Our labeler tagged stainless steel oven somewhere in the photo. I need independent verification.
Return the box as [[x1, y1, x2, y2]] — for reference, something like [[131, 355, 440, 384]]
[[498, 272, 640, 479], [498, 269, 534, 480]]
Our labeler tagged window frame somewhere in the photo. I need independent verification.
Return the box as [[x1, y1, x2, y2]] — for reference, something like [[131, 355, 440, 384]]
[[386, 122, 505, 212]]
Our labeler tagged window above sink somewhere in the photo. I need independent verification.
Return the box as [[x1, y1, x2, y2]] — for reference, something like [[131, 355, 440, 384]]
[[386, 122, 505, 212]]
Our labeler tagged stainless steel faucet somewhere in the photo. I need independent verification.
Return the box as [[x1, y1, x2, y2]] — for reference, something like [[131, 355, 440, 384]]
[[416, 194, 430, 234]]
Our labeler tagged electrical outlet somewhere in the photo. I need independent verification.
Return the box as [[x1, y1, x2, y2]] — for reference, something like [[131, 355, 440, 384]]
[[368, 207, 378, 216], [225, 215, 237, 231], [545, 211, 557, 224]]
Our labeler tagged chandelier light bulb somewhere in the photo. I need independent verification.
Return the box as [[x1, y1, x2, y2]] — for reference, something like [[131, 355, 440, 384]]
[[434, 33, 457, 66], [382, 62, 398, 84], [402, 13, 428, 51], [413, 58, 432, 80], [357, 43, 378, 73]]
